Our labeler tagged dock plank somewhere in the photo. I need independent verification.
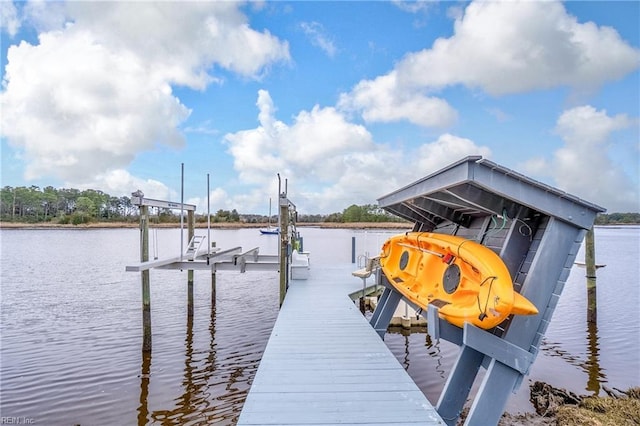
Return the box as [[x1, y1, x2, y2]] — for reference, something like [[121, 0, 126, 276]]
[[237, 264, 444, 425]]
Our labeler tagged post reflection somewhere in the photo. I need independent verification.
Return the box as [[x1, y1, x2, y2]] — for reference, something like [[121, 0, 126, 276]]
[[137, 350, 151, 425], [425, 333, 447, 380], [585, 321, 602, 395], [138, 294, 218, 425]]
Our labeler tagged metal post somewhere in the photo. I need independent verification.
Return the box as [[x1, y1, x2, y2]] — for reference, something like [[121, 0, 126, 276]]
[[140, 205, 152, 352], [585, 227, 597, 323], [187, 210, 194, 318]]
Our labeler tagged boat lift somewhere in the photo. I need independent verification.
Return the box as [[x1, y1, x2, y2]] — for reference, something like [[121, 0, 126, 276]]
[[367, 156, 605, 426], [126, 175, 303, 353]]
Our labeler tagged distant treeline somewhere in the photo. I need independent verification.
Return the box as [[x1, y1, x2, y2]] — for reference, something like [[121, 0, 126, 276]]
[[594, 212, 640, 225], [2, 185, 636, 226], [0, 186, 406, 225]]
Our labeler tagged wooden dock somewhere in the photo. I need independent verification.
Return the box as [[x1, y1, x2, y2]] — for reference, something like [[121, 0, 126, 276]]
[[237, 263, 444, 425]]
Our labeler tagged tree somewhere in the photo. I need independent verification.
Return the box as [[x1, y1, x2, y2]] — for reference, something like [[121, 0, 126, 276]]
[[342, 204, 363, 222], [74, 196, 96, 224]]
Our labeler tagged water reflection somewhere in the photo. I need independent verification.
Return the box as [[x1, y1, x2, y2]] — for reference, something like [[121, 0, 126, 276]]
[[387, 326, 447, 379], [425, 333, 447, 380], [137, 351, 151, 425], [540, 321, 606, 395], [586, 321, 602, 395], [139, 292, 219, 425]]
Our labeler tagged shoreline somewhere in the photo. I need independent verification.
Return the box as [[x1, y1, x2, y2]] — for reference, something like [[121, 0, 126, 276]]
[[0, 221, 413, 230], [1, 222, 636, 230]]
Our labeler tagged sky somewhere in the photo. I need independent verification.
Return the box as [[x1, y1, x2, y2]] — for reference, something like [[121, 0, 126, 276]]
[[1, 1, 639, 215]]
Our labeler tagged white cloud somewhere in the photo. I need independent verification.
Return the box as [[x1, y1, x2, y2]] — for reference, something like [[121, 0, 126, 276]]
[[1, 29, 189, 182], [300, 21, 337, 58], [339, 0, 639, 127], [71, 169, 175, 201], [188, 187, 232, 214], [524, 105, 638, 212], [0, 2, 290, 191], [392, 0, 432, 14], [224, 90, 492, 213], [415, 134, 492, 175], [396, 1, 640, 95], [225, 90, 376, 197], [0, 1, 20, 36], [338, 71, 458, 128]]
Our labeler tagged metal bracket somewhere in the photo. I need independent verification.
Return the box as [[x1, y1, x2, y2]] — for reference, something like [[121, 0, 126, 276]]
[[462, 323, 534, 375], [426, 305, 463, 346]]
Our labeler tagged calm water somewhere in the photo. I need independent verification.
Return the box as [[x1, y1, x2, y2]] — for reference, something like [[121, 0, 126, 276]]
[[1, 226, 638, 424]]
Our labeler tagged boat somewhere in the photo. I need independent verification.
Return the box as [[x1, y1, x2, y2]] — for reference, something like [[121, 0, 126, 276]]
[[259, 226, 279, 235], [378, 232, 538, 329], [259, 198, 279, 235]]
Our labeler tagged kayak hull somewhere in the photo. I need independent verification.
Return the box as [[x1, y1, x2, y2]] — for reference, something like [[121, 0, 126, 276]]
[[379, 232, 538, 329]]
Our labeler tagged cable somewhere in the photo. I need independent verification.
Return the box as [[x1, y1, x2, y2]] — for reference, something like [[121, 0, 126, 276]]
[[502, 208, 534, 239], [476, 276, 497, 321]]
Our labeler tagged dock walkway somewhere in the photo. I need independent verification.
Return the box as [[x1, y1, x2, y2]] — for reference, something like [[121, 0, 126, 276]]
[[237, 263, 444, 425]]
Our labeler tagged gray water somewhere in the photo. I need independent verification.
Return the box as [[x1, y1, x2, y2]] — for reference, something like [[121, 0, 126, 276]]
[[1, 226, 638, 424]]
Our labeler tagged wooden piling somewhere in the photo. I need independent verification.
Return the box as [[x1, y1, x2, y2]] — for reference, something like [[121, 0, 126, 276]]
[[279, 195, 288, 306], [585, 227, 597, 323], [187, 210, 195, 318], [211, 241, 216, 304], [140, 205, 152, 352], [352, 237, 356, 264]]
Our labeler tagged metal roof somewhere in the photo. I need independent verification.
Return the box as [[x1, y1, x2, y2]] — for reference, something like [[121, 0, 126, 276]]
[[377, 156, 605, 231]]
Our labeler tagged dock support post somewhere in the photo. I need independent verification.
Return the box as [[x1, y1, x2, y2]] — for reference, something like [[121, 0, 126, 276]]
[[187, 210, 195, 318], [211, 242, 216, 304], [351, 237, 356, 264], [436, 346, 484, 426], [279, 194, 289, 306], [140, 205, 152, 352], [585, 227, 597, 323], [369, 282, 402, 339]]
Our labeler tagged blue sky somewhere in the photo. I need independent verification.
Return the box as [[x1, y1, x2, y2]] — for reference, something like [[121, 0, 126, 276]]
[[1, 1, 638, 215]]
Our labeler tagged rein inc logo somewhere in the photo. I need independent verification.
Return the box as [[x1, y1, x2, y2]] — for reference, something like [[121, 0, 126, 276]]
[[0, 418, 35, 425]]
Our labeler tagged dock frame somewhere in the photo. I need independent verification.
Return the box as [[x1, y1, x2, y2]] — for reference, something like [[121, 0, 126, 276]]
[[370, 156, 605, 425], [127, 182, 301, 353]]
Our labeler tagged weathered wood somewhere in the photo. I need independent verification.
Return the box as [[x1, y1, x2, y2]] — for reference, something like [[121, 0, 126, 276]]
[[237, 264, 443, 425], [585, 227, 597, 323], [279, 195, 288, 307], [140, 205, 152, 353], [187, 210, 194, 318]]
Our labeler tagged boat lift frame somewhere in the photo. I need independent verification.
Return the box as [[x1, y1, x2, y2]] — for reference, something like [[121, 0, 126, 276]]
[[126, 176, 301, 353], [369, 156, 605, 426]]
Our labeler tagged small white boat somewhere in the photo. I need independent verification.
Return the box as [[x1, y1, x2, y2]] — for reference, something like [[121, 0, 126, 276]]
[[259, 226, 279, 235], [260, 198, 279, 235]]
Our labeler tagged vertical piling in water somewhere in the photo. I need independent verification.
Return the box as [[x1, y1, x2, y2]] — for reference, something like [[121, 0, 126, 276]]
[[187, 210, 195, 318], [279, 194, 289, 307], [279, 196, 287, 306], [352, 237, 356, 264], [211, 241, 216, 304], [140, 204, 152, 352], [586, 227, 597, 323]]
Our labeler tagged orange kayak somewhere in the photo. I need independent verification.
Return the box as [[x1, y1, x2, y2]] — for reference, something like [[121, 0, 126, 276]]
[[379, 232, 538, 329]]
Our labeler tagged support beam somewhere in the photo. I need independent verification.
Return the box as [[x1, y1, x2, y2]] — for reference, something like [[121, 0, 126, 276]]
[[279, 194, 289, 307], [369, 283, 402, 339], [436, 345, 484, 426], [585, 227, 597, 323], [187, 210, 195, 318], [140, 205, 152, 353]]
